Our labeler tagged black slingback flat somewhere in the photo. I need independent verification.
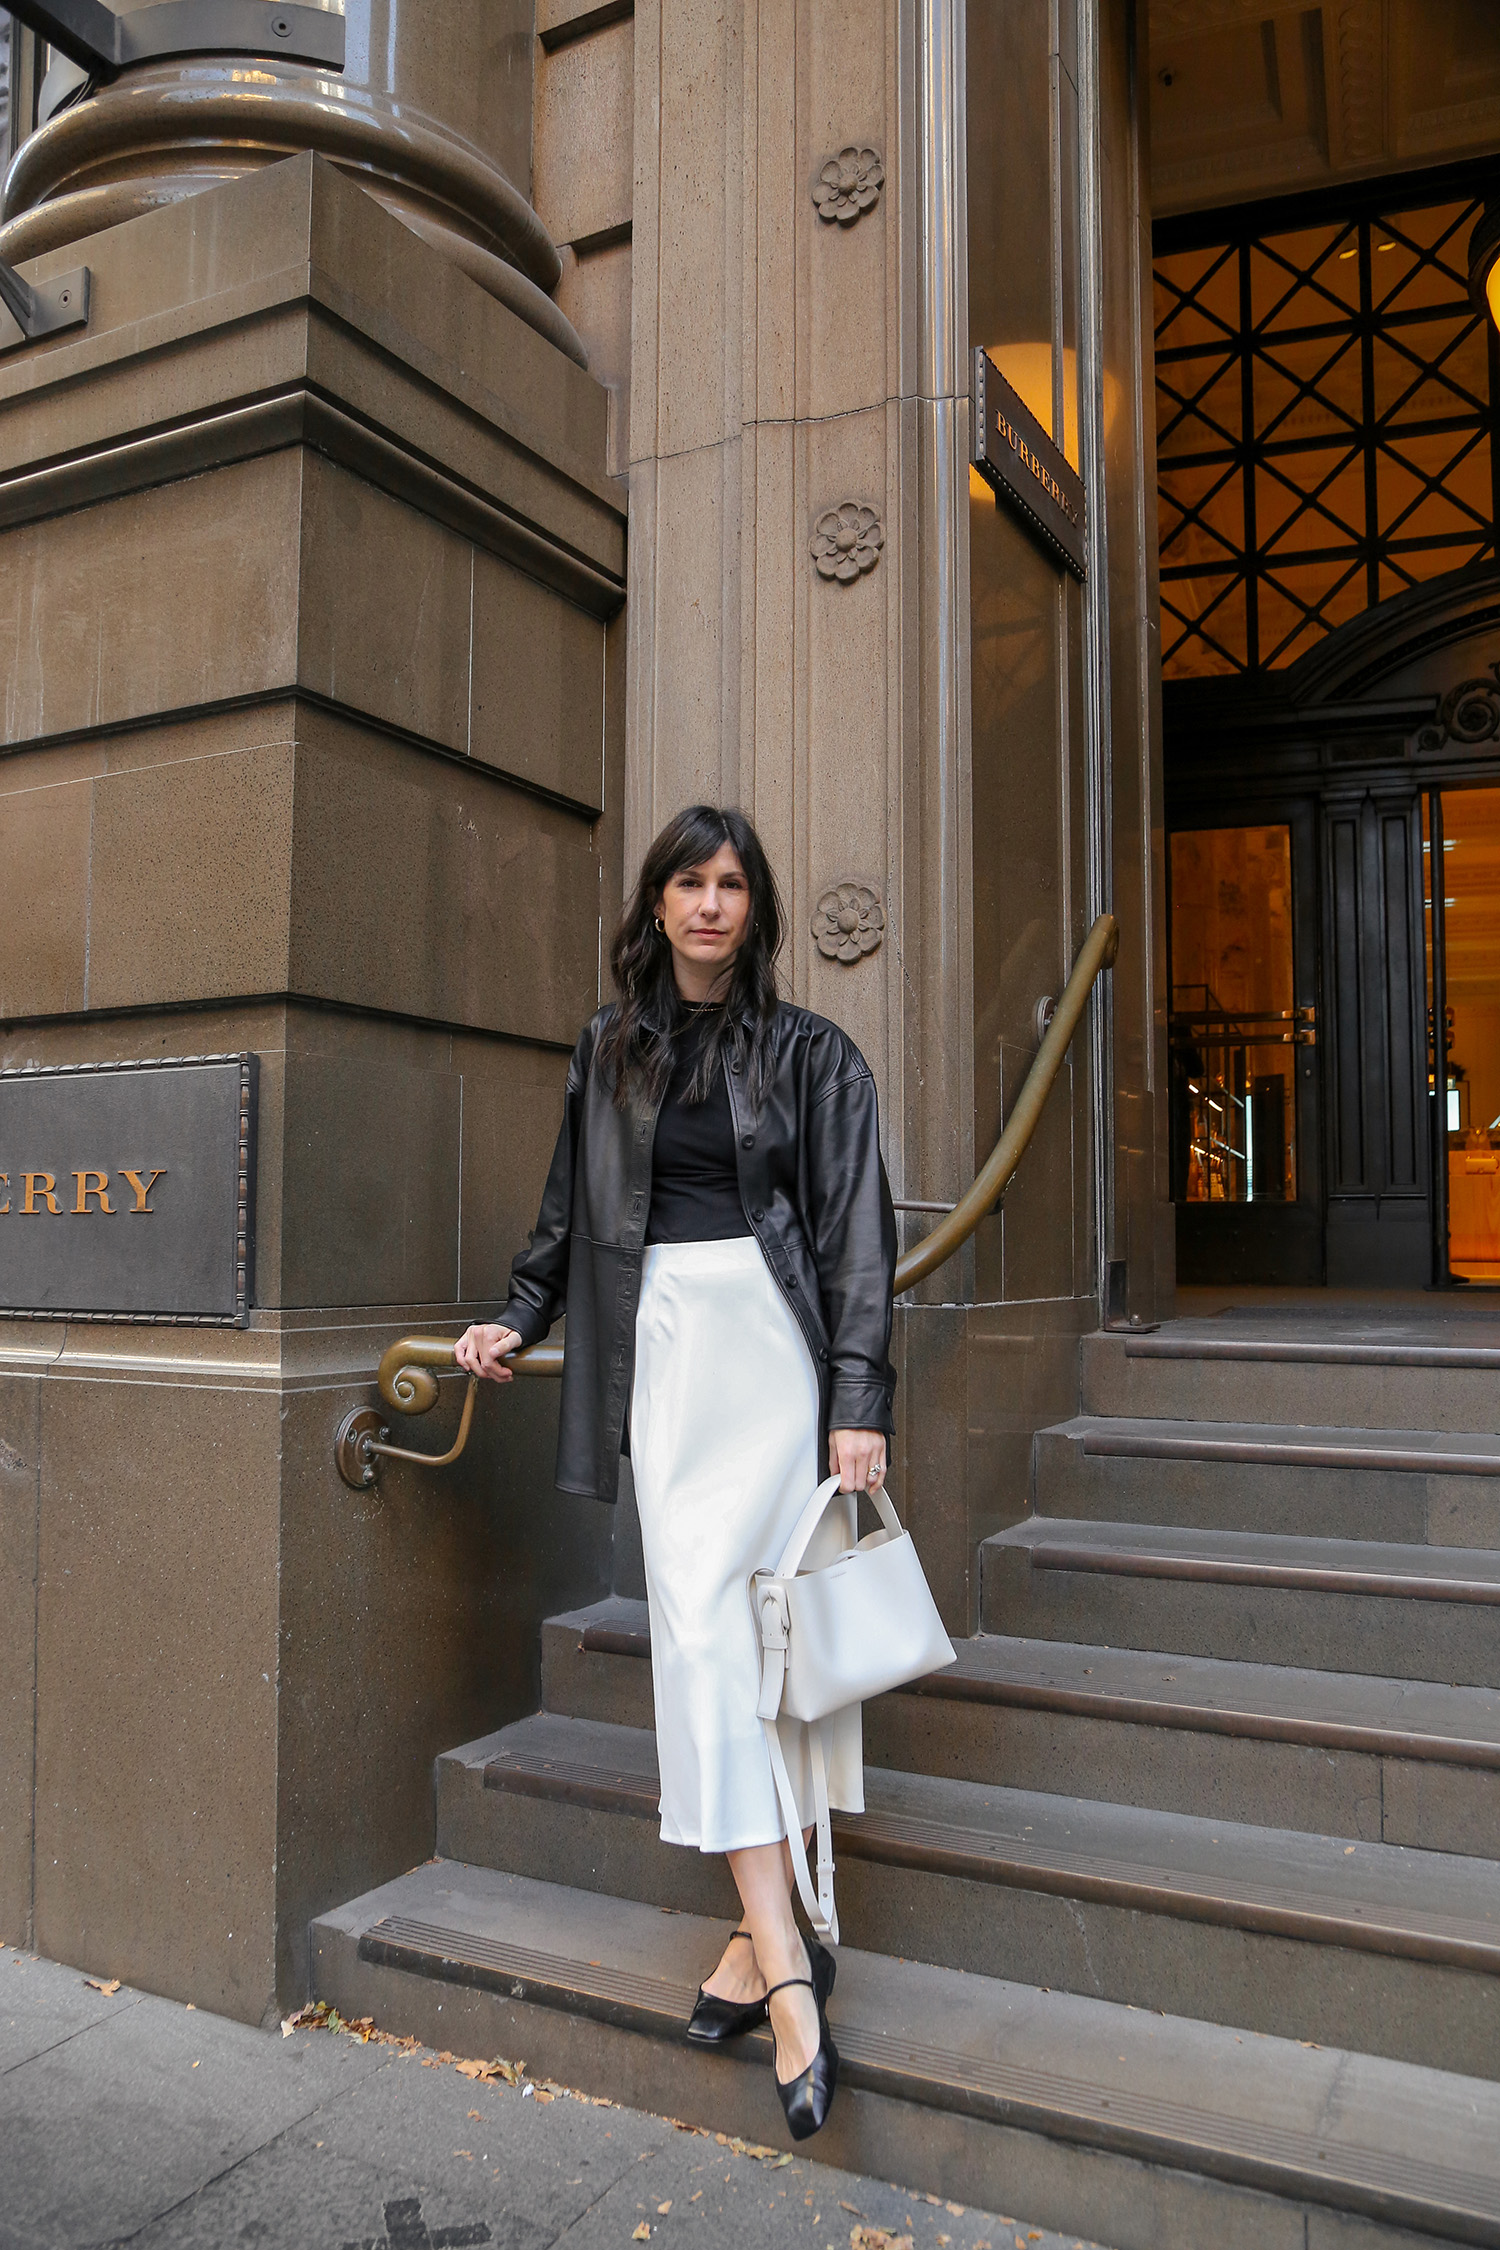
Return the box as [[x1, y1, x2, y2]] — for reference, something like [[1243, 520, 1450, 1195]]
[[685, 1929, 768, 2044], [685, 1927, 838, 2047], [766, 1969, 839, 2141]]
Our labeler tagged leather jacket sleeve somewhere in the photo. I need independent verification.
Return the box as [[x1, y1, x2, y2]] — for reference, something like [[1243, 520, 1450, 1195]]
[[496, 1017, 597, 1348], [804, 1055, 898, 1434]]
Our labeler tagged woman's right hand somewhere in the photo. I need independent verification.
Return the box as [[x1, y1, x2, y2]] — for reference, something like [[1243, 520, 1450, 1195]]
[[455, 1324, 524, 1382]]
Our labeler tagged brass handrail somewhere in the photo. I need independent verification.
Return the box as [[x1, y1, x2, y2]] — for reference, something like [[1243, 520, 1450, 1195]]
[[335, 912, 1118, 1485], [894, 909, 1119, 1292]]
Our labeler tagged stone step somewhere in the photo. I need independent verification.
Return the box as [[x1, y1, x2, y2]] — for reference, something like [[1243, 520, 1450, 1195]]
[[982, 1518, 1500, 1688], [1081, 1325, 1500, 1433], [310, 1858, 1500, 2250], [433, 1710, 1500, 2079], [1034, 1415, 1500, 1547], [539, 1599, 1500, 1856]]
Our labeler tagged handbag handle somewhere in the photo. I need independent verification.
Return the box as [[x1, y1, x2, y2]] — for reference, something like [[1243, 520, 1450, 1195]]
[[770, 1469, 904, 1581]]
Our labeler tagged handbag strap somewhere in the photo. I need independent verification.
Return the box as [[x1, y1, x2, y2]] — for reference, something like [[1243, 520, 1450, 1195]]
[[770, 1470, 905, 1580], [761, 1712, 838, 1944]]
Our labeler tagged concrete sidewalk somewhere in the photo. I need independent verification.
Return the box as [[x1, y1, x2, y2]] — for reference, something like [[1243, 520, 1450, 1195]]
[[0, 1947, 1110, 2250]]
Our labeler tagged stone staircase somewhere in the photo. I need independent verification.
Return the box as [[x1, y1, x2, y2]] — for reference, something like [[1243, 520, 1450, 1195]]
[[313, 1310, 1500, 2250]]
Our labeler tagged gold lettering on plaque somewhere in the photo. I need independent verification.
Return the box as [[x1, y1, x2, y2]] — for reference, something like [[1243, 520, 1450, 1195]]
[[73, 1170, 114, 1214], [22, 1172, 61, 1215], [120, 1167, 166, 1214], [990, 405, 1080, 527]]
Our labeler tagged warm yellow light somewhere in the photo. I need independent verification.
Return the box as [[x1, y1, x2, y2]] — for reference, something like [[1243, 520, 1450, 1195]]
[[1488, 260, 1500, 337], [982, 343, 1120, 471]]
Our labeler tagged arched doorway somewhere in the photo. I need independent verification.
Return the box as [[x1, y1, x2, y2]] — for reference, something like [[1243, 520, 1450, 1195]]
[[1167, 560, 1500, 1287]]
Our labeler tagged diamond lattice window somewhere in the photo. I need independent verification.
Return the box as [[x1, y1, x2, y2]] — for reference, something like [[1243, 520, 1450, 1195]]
[[1155, 195, 1499, 679]]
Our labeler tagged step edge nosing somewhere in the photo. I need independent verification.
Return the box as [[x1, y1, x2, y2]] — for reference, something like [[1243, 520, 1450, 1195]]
[[348, 1925, 1500, 2245]]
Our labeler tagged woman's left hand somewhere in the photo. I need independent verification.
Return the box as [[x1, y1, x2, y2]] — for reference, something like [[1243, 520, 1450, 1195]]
[[829, 1428, 888, 1495]]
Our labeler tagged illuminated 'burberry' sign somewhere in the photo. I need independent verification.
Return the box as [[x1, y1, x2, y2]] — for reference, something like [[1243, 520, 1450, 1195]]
[[971, 349, 1087, 580], [0, 1055, 256, 1324]]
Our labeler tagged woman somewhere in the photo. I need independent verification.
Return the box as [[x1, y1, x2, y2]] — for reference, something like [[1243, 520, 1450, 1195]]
[[456, 805, 897, 2141]]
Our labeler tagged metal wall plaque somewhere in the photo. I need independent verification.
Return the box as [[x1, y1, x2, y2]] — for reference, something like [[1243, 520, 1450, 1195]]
[[971, 348, 1087, 580], [0, 1055, 256, 1325]]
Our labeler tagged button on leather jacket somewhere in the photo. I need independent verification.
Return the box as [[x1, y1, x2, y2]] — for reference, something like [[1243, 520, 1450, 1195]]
[[498, 1001, 898, 1502]]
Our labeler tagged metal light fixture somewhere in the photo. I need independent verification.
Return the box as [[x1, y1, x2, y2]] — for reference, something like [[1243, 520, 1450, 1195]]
[[1469, 200, 1500, 329]]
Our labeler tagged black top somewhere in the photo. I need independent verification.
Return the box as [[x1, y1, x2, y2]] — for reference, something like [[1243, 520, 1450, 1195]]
[[645, 1009, 749, 1244]]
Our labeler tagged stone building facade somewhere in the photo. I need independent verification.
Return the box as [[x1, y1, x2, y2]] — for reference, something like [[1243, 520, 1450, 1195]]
[[0, 0, 1162, 2021]]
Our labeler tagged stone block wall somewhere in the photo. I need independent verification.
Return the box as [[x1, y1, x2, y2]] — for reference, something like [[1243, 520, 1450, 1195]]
[[0, 154, 623, 2017]]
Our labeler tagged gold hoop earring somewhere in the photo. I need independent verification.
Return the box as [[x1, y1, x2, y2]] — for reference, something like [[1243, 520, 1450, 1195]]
[[654, 915, 666, 934]]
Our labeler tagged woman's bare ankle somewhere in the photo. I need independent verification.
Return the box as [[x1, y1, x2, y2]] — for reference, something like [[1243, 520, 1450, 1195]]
[[767, 1977, 819, 2081], [702, 1929, 766, 2002]]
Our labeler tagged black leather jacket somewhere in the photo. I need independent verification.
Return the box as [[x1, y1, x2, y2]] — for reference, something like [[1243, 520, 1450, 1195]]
[[498, 1001, 898, 1502]]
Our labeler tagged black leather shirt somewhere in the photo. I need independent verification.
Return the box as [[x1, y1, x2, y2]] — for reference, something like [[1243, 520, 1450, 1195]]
[[497, 1000, 898, 1502]]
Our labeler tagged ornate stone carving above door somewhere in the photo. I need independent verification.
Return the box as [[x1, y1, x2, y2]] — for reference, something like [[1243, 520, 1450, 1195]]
[[1418, 664, 1500, 753], [811, 146, 885, 224]]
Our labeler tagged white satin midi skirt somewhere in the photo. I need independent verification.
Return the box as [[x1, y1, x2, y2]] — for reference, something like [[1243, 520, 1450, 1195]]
[[630, 1234, 864, 1853]]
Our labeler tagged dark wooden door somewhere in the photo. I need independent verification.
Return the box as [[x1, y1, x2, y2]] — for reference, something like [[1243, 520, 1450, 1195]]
[[1321, 786, 1431, 1287]]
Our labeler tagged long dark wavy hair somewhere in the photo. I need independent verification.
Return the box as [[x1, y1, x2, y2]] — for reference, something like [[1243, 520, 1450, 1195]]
[[598, 805, 785, 1109]]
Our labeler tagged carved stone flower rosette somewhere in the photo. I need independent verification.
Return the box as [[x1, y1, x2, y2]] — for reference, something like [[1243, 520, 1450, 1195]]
[[810, 502, 883, 584], [812, 146, 885, 224], [812, 882, 885, 963]]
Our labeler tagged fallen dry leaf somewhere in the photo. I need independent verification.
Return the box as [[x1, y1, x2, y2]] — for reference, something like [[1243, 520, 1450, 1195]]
[[632, 2228, 652, 2243], [850, 2229, 913, 2250], [84, 1977, 121, 1997], [468, 2111, 482, 2121], [282, 2001, 330, 2037], [946, 2207, 965, 2219], [657, 2201, 672, 2214]]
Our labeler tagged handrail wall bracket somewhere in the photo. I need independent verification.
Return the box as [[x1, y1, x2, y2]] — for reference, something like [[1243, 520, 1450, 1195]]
[[335, 912, 1119, 1487], [0, 258, 89, 351], [5, 1, 347, 78]]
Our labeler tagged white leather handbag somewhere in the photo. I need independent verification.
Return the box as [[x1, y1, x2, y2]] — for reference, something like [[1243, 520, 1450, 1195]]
[[752, 1471, 956, 1942]]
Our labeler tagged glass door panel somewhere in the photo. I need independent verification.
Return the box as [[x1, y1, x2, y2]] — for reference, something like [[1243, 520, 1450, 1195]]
[[1170, 825, 1308, 1204], [1426, 786, 1500, 1282]]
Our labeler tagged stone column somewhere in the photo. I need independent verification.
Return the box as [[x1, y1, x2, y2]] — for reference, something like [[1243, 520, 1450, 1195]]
[[0, 0, 585, 360], [0, 10, 624, 2020], [625, 0, 1166, 1629]]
